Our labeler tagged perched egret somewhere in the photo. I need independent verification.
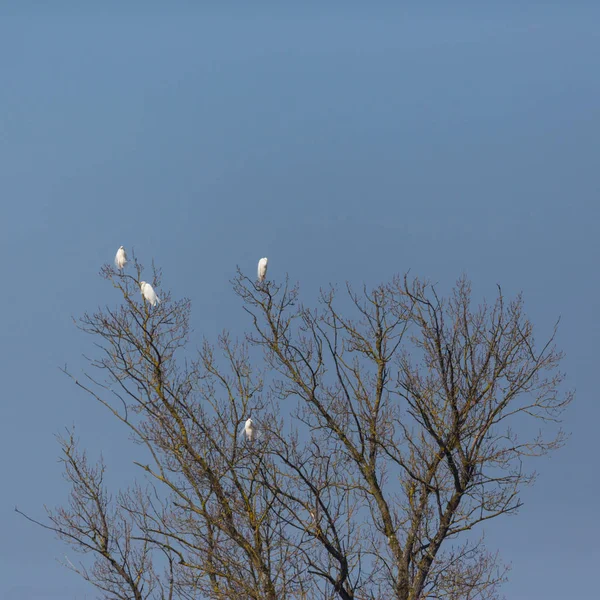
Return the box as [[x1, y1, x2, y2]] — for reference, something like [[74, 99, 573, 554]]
[[257, 257, 268, 282], [115, 246, 127, 270], [243, 418, 258, 442], [140, 281, 160, 307]]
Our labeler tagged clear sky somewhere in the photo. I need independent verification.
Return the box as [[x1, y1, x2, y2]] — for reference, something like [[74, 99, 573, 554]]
[[1, 3, 598, 599]]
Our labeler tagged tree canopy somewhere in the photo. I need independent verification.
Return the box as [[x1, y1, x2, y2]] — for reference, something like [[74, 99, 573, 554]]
[[20, 257, 572, 600]]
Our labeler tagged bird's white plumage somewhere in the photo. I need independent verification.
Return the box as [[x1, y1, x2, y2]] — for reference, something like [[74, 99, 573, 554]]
[[140, 281, 160, 307], [243, 418, 258, 441], [257, 257, 268, 282], [115, 246, 127, 270]]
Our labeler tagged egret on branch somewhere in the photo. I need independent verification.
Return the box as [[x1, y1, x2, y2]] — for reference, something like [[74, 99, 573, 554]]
[[115, 246, 127, 270], [140, 281, 160, 307], [242, 418, 259, 442], [257, 257, 268, 282]]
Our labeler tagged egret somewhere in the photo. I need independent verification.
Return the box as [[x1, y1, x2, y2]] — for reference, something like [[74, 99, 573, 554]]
[[140, 281, 160, 307], [257, 257, 268, 282], [115, 246, 127, 270], [243, 418, 258, 442]]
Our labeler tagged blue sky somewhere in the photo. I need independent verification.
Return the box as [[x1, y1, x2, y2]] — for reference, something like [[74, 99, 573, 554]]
[[1, 4, 598, 598]]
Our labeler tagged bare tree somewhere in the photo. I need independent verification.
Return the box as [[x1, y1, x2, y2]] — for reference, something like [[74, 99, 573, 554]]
[[20, 256, 572, 600]]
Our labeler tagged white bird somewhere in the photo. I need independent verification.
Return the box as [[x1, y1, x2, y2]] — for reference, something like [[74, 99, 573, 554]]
[[140, 281, 160, 307], [257, 257, 268, 282], [115, 246, 127, 270], [243, 418, 258, 442]]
